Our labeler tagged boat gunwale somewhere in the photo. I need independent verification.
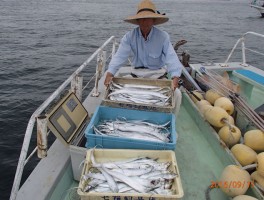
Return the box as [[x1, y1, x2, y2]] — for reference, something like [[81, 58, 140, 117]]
[[10, 36, 117, 200]]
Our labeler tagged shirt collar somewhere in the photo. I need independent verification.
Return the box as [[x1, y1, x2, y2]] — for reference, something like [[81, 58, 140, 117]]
[[147, 27, 154, 40], [138, 27, 154, 41]]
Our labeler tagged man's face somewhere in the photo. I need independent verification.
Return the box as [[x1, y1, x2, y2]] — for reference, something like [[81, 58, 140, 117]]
[[138, 18, 154, 34]]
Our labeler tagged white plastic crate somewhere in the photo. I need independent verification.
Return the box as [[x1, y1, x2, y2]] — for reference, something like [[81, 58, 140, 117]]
[[77, 149, 184, 200], [103, 77, 175, 113]]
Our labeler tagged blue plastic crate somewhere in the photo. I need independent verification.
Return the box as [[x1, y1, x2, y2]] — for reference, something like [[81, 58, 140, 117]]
[[85, 106, 177, 150]]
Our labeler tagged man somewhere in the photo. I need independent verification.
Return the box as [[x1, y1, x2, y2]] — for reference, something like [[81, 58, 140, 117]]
[[104, 0, 183, 90]]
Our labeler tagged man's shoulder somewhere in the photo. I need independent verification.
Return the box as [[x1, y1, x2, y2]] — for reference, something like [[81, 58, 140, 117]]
[[130, 27, 140, 35], [124, 27, 139, 37], [122, 27, 141, 41], [152, 27, 169, 38]]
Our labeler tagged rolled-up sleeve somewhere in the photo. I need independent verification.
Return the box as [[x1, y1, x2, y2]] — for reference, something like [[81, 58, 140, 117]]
[[107, 34, 131, 75]]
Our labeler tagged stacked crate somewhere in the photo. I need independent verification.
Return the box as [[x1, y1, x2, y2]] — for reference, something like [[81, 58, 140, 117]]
[[79, 77, 184, 199]]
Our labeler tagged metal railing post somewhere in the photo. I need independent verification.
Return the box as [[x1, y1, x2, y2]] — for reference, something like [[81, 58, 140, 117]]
[[71, 74, 83, 101], [223, 38, 243, 65], [92, 50, 107, 97], [223, 32, 264, 67], [112, 38, 116, 58], [241, 38, 246, 65], [37, 116, 48, 158]]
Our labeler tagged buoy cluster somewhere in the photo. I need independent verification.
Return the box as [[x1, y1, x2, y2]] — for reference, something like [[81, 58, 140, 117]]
[[189, 89, 264, 198]]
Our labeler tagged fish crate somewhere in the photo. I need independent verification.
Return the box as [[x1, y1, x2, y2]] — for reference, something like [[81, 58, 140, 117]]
[[102, 77, 175, 113], [77, 149, 184, 200], [84, 106, 177, 150]]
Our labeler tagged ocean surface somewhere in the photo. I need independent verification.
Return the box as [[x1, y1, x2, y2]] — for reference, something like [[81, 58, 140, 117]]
[[0, 0, 263, 199]]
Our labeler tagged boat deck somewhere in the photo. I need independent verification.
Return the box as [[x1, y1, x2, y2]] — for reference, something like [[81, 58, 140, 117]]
[[48, 93, 261, 200], [15, 65, 263, 200]]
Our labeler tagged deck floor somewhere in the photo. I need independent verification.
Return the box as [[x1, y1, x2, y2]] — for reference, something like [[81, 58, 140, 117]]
[[175, 100, 228, 199], [175, 94, 260, 199], [57, 86, 264, 200], [54, 94, 261, 200]]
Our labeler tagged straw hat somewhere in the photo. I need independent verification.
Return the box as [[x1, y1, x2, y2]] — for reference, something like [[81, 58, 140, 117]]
[[124, 0, 169, 25]]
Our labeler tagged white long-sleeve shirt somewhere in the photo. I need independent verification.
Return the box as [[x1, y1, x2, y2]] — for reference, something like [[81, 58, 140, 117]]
[[107, 26, 183, 78]]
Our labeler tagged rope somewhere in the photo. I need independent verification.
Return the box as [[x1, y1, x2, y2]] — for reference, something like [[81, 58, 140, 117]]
[[196, 68, 264, 132]]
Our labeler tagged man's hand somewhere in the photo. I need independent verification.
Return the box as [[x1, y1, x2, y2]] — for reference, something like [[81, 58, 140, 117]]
[[172, 76, 179, 91], [104, 72, 114, 87]]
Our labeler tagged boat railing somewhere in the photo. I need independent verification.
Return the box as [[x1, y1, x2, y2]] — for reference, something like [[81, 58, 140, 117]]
[[223, 32, 264, 68], [9, 36, 117, 200], [250, 0, 264, 6]]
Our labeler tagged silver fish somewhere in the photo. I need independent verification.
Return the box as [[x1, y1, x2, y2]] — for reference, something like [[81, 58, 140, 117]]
[[111, 166, 153, 176], [101, 166, 153, 193], [97, 167, 118, 193]]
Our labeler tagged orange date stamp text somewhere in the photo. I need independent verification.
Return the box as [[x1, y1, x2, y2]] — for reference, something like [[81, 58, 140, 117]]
[[210, 181, 255, 189]]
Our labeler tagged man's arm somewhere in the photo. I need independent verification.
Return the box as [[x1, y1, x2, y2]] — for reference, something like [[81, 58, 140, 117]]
[[163, 34, 183, 90], [105, 33, 132, 77]]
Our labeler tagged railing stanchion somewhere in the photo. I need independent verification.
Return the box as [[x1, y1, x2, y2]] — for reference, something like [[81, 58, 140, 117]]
[[37, 116, 48, 159], [92, 50, 106, 97], [241, 38, 246, 65], [71, 74, 83, 101]]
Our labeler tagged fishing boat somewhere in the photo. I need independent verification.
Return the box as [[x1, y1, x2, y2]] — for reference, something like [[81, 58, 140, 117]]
[[250, 0, 264, 17], [9, 31, 264, 200]]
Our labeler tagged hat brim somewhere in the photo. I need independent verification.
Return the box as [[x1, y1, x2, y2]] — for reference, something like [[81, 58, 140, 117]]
[[124, 11, 169, 25]]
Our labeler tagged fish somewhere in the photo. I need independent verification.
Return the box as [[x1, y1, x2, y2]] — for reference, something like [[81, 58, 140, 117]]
[[82, 150, 176, 195], [111, 166, 153, 176], [107, 83, 172, 106], [94, 119, 171, 143], [83, 179, 106, 192], [108, 89, 169, 100], [101, 166, 154, 193], [97, 167, 118, 193]]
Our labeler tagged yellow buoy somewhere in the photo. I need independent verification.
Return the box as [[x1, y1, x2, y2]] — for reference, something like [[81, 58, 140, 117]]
[[196, 99, 211, 107], [219, 165, 251, 197], [204, 106, 229, 128], [205, 89, 222, 105], [227, 115, 235, 125], [251, 171, 264, 189], [198, 104, 213, 116], [231, 144, 257, 166], [218, 125, 241, 147], [244, 129, 264, 152], [190, 90, 204, 103], [214, 97, 234, 115], [233, 195, 258, 200], [256, 152, 264, 177]]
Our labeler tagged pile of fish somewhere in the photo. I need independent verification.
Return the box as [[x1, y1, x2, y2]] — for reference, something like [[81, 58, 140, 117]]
[[80, 150, 177, 195], [107, 82, 172, 106], [93, 119, 171, 143]]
